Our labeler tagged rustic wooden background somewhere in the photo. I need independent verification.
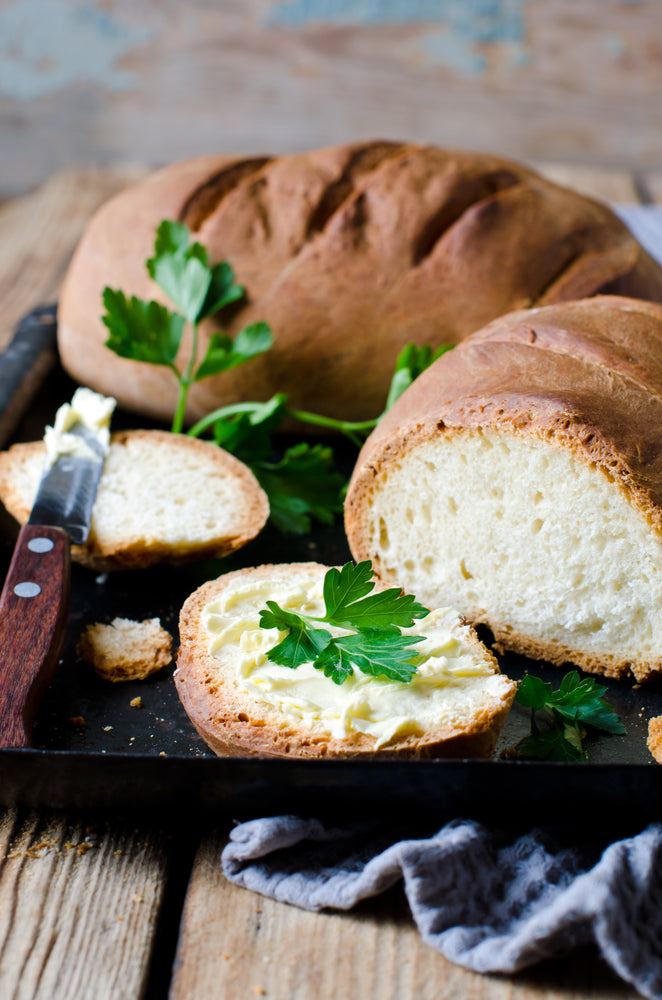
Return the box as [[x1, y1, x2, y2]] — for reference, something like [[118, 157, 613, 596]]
[[2, 0, 662, 198]]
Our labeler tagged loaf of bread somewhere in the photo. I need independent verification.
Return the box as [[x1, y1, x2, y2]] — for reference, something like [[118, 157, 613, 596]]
[[174, 562, 516, 759], [58, 142, 662, 426], [0, 429, 268, 571], [345, 295, 662, 683], [78, 617, 172, 681]]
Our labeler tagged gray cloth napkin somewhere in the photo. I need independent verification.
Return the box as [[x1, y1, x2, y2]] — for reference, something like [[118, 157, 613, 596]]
[[223, 816, 662, 998], [222, 204, 662, 999]]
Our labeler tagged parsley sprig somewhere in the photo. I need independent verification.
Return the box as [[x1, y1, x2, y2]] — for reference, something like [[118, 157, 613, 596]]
[[103, 220, 273, 434], [515, 671, 625, 761], [103, 220, 452, 533], [258, 561, 429, 685]]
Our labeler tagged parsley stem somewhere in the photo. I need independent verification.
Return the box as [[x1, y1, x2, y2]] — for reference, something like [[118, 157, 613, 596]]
[[187, 402, 273, 438], [285, 408, 378, 447], [170, 322, 200, 435], [169, 359, 190, 434]]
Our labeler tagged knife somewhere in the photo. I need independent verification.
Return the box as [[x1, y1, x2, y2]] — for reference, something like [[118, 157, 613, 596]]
[[0, 391, 113, 748]]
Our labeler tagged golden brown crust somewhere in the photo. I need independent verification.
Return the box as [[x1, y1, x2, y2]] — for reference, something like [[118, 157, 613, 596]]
[[647, 716, 662, 763], [77, 617, 172, 682], [174, 562, 516, 760], [345, 296, 662, 682], [0, 429, 269, 571], [57, 143, 662, 426]]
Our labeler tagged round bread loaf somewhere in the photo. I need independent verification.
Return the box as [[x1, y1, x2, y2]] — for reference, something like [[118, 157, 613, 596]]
[[0, 430, 269, 571], [58, 142, 662, 426], [345, 295, 662, 683], [175, 562, 517, 759]]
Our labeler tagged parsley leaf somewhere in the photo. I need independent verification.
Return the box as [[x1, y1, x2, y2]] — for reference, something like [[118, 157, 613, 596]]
[[321, 560, 428, 630], [198, 260, 244, 320], [515, 671, 625, 761], [211, 395, 288, 464], [259, 602, 332, 668], [147, 221, 213, 323], [253, 443, 346, 535], [194, 322, 273, 381], [317, 631, 424, 684], [259, 562, 428, 685], [102, 289, 185, 367], [384, 342, 453, 411]]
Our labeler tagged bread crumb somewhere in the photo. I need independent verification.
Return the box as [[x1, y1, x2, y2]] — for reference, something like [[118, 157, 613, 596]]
[[647, 716, 662, 763], [103, 725, 113, 732], [78, 618, 172, 682], [130, 696, 142, 708], [68, 715, 85, 728]]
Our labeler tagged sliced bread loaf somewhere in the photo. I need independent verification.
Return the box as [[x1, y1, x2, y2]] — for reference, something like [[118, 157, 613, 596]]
[[345, 295, 662, 683], [57, 143, 662, 426], [175, 562, 516, 759], [0, 429, 269, 571]]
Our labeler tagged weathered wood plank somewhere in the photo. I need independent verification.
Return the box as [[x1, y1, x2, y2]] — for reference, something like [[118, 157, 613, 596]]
[[169, 832, 639, 1000], [533, 162, 640, 204], [2, 1, 662, 198], [644, 173, 662, 204], [0, 807, 170, 1000], [0, 166, 148, 353]]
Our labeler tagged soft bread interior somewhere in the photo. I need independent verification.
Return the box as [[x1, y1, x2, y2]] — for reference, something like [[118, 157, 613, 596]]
[[356, 428, 662, 680], [0, 430, 268, 569]]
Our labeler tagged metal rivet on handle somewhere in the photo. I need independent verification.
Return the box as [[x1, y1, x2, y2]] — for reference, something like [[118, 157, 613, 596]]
[[14, 582, 41, 598], [27, 538, 54, 554]]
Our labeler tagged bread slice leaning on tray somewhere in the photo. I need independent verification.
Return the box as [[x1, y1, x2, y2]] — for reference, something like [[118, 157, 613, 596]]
[[57, 141, 662, 427], [345, 295, 662, 683], [175, 562, 517, 759], [0, 429, 269, 571]]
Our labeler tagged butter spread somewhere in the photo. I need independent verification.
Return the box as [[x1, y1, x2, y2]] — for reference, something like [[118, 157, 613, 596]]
[[202, 573, 498, 748], [44, 388, 116, 466]]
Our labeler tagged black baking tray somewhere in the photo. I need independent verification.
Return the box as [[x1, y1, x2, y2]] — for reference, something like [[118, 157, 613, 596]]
[[1, 309, 661, 824]]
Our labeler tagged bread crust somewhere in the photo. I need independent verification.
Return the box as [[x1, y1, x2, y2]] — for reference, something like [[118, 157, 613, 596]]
[[175, 562, 517, 759], [57, 143, 662, 426], [345, 296, 662, 682], [0, 429, 269, 571]]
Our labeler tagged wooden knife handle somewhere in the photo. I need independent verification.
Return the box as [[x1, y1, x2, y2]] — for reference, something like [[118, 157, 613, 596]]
[[0, 524, 71, 748]]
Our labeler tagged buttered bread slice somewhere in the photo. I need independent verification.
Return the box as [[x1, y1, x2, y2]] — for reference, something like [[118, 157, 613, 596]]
[[175, 562, 516, 759], [0, 429, 269, 571]]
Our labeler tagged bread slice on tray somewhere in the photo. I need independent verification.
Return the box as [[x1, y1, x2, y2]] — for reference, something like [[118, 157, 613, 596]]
[[174, 562, 516, 759], [345, 295, 662, 683], [57, 142, 662, 426], [0, 429, 269, 571]]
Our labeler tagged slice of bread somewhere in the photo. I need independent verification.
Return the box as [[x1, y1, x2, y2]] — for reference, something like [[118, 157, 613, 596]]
[[175, 562, 516, 759], [78, 617, 172, 681], [0, 429, 269, 571], [345, 295, 662, 683]]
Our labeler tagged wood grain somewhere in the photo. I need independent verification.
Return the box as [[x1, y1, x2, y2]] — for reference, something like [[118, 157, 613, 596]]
[[2, 2, 662, 197], [0, 808, 170, 1000], [170, 832, 639, 1000], [534, 163, 640, 204], [0, 166, 148, 353]]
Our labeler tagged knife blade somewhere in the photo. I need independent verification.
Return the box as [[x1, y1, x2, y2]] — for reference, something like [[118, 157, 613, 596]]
[[0, 391, 113, 748]]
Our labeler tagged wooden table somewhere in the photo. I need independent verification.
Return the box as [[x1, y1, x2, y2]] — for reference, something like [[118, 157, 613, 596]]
[[0, 163, 659, 1000]]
